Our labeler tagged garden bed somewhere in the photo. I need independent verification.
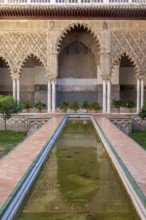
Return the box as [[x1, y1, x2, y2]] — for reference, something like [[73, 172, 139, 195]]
[[0, 131, 27, 158]]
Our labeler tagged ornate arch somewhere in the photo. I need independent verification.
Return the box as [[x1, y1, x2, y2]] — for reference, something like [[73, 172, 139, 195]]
[[0, 54, 12, 71], [111, 52, 140, 75], [56, 22, 102, 52], [19, 53, 46, 74]]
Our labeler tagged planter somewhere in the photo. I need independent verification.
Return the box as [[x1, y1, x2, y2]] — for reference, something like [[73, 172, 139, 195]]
[[72, 109, 78, 113], [82, 108, 88, 113], [60, 108, 67, 113], [25, 108, 30, 113], [90, 109, 97, 113], [37, 109, 42, 113]]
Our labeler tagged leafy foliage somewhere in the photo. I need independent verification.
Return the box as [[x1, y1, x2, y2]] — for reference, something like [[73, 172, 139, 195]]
[[139, 103, 146, 120], [81, 101, 89, 109], [35, 100, 46, 111], [59, 101, 69, 111], [23, 100, 33, 110], [70, 101, 79, 111], [112, 98, 135, 110], [0, 96, 22, 130], [112, 98, 122, 109], [89, 102, 100, 111]]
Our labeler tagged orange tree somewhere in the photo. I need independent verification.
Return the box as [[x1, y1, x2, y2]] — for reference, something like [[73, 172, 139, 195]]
[[0, 96, 22, 130]]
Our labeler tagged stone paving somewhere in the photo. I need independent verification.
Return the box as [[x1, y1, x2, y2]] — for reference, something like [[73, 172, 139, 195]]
[[94, 115, 146, 198], [0, 114, 64, 209], [0, 114, 146, 213]]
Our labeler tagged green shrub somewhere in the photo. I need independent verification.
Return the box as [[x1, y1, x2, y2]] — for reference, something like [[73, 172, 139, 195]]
[[81, 101, 89, 109], [139, 103, 146, 120], [0, 96, 22, 130], [70, 101, 79, 111], [35, 100, 46, 111], [89, 102, 100, 111]]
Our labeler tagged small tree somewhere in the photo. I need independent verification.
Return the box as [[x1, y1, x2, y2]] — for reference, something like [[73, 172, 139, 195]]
[[0, 96, 22, 130]]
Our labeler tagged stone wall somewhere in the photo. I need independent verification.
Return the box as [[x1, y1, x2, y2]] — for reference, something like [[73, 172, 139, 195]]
[[0, 20, 146, 106]]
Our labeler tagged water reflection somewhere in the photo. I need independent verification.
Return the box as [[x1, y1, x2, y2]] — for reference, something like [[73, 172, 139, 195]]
[[16, 120, 139, 220]]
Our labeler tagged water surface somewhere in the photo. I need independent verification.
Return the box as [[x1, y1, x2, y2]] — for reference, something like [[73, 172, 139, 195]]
[[15, 120, 139, 220]]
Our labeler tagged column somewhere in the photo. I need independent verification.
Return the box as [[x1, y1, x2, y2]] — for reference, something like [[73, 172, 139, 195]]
[[16, 79, 20, 101], [107, 80, 111, 113], [47, 80, 51, 113], [12, 79, 16, 99], [52, 80, 56, 113], [141, 78, 144, 109], [103, 80, 106, 113], [137, 78, 140, 113]]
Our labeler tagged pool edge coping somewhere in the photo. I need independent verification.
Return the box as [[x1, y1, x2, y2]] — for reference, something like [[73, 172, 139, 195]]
[[91, 116, 146, 220]]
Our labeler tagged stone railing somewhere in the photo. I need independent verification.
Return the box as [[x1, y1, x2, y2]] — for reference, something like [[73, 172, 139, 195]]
[[0, 114, 50, 135], [0, 0, 146, 4], [110, 118, 132, 135]]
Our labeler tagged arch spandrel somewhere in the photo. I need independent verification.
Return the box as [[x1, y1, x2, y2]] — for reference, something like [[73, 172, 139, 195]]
[[0, 32, 47, 77], [111, 31, 146, 75]]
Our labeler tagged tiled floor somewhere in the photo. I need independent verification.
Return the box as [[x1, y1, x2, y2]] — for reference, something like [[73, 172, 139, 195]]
[[0, 114, 146, 212], [94, 115, 146, 197], [0, 114, 64, 208]]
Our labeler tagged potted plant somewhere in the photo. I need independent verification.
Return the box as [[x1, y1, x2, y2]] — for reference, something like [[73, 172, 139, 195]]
[[125, 100, 135, 113], [89, 102, 100, 113], [35, 100, 46, 113], [70, 101, 79, 113], [112, 98, 121, 113], [23, 100, 33, 113], [81, 101, 89, 113], [59, 101, 69, 113]]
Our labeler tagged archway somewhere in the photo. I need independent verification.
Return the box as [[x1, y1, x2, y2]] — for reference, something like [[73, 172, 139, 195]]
[[20, 55, 47, 105], [119, 55, 136, 102], [0, 57, 12, 96], [57, 25, 101, 107]]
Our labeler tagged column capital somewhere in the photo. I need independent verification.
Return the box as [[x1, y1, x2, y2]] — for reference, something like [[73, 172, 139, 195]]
[[136, 74, 145, 80], [46, 74, 57, 81], [11, 74, 20, 80], [99, 49, 110, 56], [101, 75, 111, 81], [49, 51, 59, 56]]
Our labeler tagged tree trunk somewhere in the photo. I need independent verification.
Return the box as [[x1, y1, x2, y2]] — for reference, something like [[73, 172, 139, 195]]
[[4, 119, 6, 131]]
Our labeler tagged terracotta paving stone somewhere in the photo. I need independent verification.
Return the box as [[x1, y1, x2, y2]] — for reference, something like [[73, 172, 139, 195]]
[[0, 114, 64, 209], [94, 115, 146, 197]]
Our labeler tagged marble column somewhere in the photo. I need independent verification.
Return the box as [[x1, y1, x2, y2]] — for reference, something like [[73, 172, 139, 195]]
[[103, 79, 106, 113], [47, 80, 51, 113], [137, 78, 140, 113], [52, 80, 56, 113], [107, 80, 111, 113], [16, 79, 20, 101], [12, 79, 16, 99], [141, 78, 144, 109]]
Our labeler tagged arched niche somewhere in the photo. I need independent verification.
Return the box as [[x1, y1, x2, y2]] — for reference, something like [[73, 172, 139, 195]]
[[20, 55, 47, 105], [0, 57, 12, 96], [57, 26, 100, 106], [119, 55, 136, 101]]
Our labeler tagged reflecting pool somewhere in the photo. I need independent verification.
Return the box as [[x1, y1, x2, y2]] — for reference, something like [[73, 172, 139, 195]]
[[15, 120, 139, 220]]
